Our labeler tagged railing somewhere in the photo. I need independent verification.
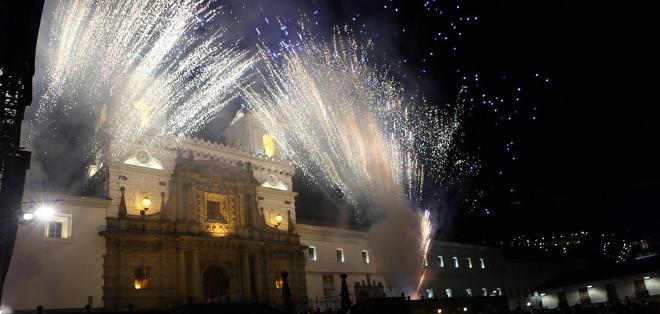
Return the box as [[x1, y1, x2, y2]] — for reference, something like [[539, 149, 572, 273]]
[[309, 296, 342, 312]]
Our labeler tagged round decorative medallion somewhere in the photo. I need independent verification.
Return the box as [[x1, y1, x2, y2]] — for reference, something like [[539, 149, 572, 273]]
[[136, 150, 150, 164], [266, 175, 279, 186]]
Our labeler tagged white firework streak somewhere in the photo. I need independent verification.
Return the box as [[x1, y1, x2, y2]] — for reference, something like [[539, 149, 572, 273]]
[[415, 210, 433, 297], [245, 28, 460, 293], [37, 0, 254, 160], [245, 27, 461, 211]]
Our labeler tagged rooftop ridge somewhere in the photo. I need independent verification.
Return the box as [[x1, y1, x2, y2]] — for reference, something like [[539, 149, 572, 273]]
[[182, 136, 295, 174]]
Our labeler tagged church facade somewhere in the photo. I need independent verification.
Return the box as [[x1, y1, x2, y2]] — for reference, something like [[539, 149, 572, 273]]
[[1, 113, 387, 312]]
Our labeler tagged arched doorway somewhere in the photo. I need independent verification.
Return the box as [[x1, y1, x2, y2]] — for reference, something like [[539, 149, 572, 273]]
[[203, 265, 231, 302]]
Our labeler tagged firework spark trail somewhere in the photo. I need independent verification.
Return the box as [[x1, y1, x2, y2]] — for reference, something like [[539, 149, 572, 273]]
[[35, 0, 254, 161], [245, 27, 462, 293], [415, 209, 433, 297], [245, 27, 461, 209]]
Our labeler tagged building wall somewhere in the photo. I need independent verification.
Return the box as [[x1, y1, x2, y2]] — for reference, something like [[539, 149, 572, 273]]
[[539, 275, 660, 309], [422, 242, 578, 310], [2, 194, 110, 311], [297, 223, 387, 310]]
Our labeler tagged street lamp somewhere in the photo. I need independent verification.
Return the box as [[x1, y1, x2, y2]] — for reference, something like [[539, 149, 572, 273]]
[[141, 195, 151, 215], [140, 195, 151, 231], [275, 213, 283, 229], [34, 205, 55, 220], [21, 212, 34, 221]]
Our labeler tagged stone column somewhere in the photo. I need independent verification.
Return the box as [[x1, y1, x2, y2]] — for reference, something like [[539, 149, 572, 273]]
[[176, 183, 184, 220], [281, 271, 293, 313], [242, 251, 251, 299], [254, 253, 264, 302], [178, 249, 186, 298], [191, 249, 200, 299]]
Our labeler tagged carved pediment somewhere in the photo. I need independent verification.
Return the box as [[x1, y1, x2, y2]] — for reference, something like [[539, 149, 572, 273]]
[[175, 159, 258, 186]]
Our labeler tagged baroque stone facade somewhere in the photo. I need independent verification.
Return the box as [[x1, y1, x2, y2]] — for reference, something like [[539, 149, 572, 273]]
[[101, 158, 307, 310]]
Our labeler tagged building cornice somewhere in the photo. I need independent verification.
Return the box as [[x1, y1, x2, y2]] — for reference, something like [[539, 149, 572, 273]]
[[181, 137, 295, 176]]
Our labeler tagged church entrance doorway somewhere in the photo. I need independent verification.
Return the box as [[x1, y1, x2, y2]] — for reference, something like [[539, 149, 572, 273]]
[[202, 265, 231, 302]]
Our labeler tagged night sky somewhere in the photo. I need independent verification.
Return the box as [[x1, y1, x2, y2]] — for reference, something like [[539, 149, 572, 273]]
[[290, 0, 660, 240], [27, 1, 660, 242], [453, 1, 660, 240]]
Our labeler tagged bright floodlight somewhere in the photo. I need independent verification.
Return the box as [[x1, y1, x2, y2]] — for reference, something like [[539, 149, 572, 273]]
[[644, 276, 651, 279], [142, 196, 152, 210], [34, 205, 55, 220], [437, 309, 442, 313], [22, 212, 35, 221], [463, 307, 468, 312]]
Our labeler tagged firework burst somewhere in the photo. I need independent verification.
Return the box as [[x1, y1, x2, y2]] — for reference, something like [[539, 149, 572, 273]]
[[245, 26, 461, 213], [245, 26, 462, 294], [34, 0, 254, 161]]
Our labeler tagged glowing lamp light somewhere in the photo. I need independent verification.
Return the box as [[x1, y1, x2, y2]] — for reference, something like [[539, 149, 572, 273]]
[[462, 307, 468, 312], [437, 309, 442, 313], [275, 213, 283, 224], [22, 212, 35, 221], [644, 276, 651, 280], [142, 196, 152, 210], [526, 302, 531, 307], [540, 293, 547, 296], [34, 205, 55, 220], [587, 285, 593, 289]]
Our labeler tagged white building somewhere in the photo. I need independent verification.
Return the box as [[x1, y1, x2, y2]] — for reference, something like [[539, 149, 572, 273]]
[[297, 221, 386, 311], [534, 257, 660, 309], [421, 241, 584, 310]]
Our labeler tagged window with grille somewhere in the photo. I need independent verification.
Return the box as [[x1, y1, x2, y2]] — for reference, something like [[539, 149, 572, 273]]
[[558, 291, 568, 306], [634, 280, 649, 298], [361, 250, 370, 264], [307, 246, 317, 261], [578, 288, 591, 305], [48, 221, 63, 238], [336, 249, 345, 263], [322, 275, 335, 299], [45, 214, 72, 239], [606, 284, 618, 302]]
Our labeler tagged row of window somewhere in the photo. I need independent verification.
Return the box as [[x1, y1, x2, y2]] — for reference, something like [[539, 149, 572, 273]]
[[434, 256, 486, 269], [426, 287, 503, 298], [307, 246, 370, 264]]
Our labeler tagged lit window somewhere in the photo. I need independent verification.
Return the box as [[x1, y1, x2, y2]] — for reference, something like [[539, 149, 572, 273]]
[[205, 193, 228, 224], [445, 288, 453, 298], [438, 256, 444, 267], [134, 267, 151, 289], [48, 221, 63, 238], [467, 257, 473, 268], [336, 249, 345, 263], [426, 288, 434, 298], [361, 250, 370, 264], [262, 134, 276, 157], [45, 214, 72, 239], [465, 288, 472, 297], [480, 258, 485, 269], [453, 256, 459, 268], [308, 246, 317, 261], [275, 273, 284, 289]]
